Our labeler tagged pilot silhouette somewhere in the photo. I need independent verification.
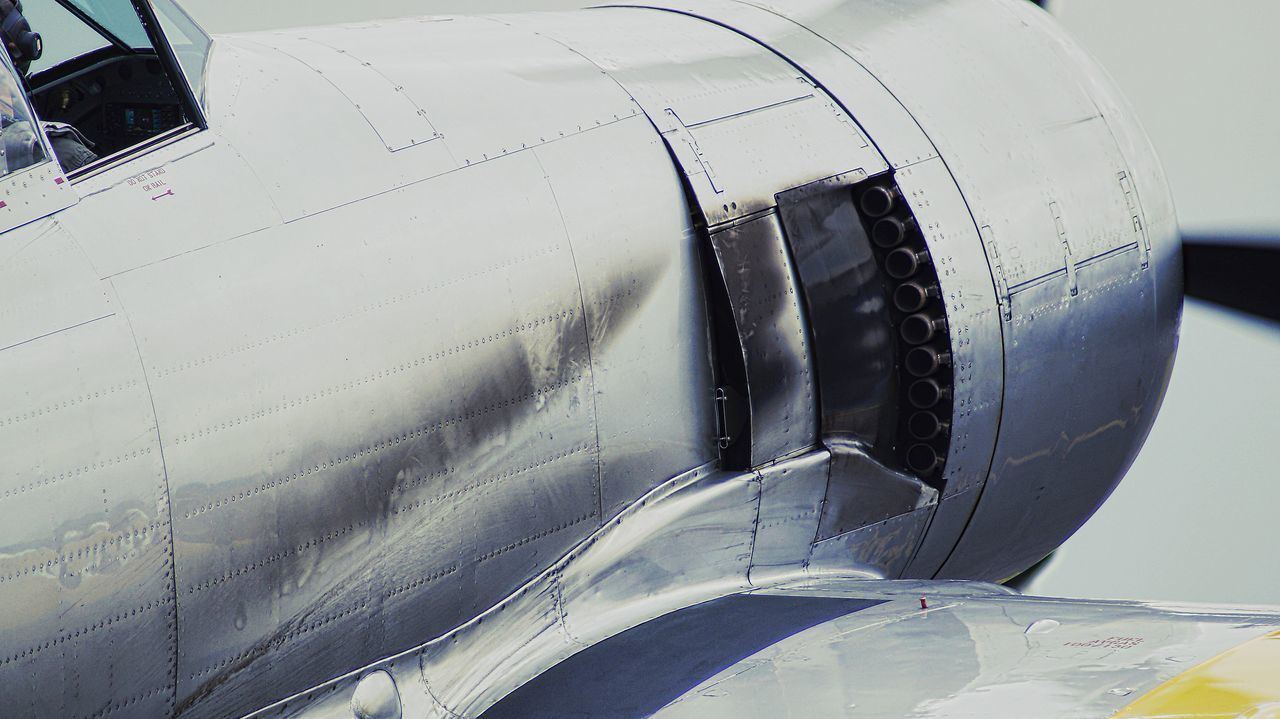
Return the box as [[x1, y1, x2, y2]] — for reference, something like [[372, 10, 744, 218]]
[[0, 0, 97, 173]]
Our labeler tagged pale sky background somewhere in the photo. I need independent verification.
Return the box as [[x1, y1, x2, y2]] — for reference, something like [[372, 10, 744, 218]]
[[164, 0, 1280, 604]]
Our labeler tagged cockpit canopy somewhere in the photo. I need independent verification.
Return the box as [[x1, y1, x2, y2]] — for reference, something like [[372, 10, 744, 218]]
[[0, 59, 48, 176], [15, 0, 207, 173]]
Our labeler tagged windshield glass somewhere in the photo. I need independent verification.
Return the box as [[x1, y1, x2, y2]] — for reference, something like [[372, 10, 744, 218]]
[[0, 53, 47, 176], [63, 0, 150, 49], [152, 0, 209, 105], [23, 1, 113, 74]]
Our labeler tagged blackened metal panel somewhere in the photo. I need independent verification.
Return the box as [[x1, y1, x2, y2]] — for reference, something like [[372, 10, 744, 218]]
[[709, 213, 818, 466], [778, 170, 960, 493], [776, 172, 895, 446], [519, 6, 902, 469], [604, 0, 996, 576]]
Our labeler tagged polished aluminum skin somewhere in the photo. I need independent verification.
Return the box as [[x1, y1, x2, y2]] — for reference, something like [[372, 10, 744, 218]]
[[0, 1, 1179, 717], [463, 580, 1280, 717], [646, 582, 1280, 718]]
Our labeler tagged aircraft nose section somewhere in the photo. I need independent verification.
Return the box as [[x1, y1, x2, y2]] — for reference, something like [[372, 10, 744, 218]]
[[697, 0, 1180, 583], [767, 0, 1181, 582]]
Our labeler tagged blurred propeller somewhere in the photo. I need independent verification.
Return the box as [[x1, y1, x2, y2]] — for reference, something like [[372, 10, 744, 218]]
[[1182, 235, 1280, 322]]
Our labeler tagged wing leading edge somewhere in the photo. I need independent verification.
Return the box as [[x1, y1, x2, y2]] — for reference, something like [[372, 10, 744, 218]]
[[482, 580, 1280, 718]]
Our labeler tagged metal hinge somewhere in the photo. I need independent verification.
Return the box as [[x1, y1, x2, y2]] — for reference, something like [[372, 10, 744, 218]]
[[713, 386, 749, 451], [1050, 201, 1078, 297], [714, 387, 733, 449], [1119, 170, 1151, 269], [980, 224, 1013, 322]]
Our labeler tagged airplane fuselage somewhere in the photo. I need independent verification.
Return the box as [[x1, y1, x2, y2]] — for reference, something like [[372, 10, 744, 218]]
[[0, 2, 1180, 717]]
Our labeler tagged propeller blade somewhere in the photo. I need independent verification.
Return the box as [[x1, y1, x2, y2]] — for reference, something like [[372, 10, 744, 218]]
[[1183, 235, 1280, 322]]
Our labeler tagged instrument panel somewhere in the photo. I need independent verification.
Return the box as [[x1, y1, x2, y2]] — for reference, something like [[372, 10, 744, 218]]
[[30, 52, 186, 157]]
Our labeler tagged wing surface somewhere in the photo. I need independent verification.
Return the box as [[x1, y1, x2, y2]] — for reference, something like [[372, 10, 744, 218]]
[[481, 580, 1280, 718]]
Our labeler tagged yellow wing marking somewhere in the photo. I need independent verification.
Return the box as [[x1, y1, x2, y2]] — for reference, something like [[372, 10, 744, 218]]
[[1114, 630, 1280, 718]]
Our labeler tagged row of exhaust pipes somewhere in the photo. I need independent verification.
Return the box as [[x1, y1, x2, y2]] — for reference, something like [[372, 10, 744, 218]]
[[857, 180, 954, 485]]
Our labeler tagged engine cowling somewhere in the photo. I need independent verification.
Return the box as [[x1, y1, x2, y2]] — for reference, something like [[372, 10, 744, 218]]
[[604, 0, 1180, 582]]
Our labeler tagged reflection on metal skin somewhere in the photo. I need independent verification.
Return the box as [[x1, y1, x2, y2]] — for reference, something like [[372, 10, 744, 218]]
[[644, 583, 1280, 718], [248, 454, 899, 719], [748, 450, 831, 585], [351, 671, 402, 719], [891, 157, 1005, 574], [808, 505, 936, 581], [815, 440, 937, 542]]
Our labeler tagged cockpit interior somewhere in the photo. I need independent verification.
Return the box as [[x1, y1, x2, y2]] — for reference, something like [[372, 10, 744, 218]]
[[32, 50, 183, 157], [12, 0, 206, 171]]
